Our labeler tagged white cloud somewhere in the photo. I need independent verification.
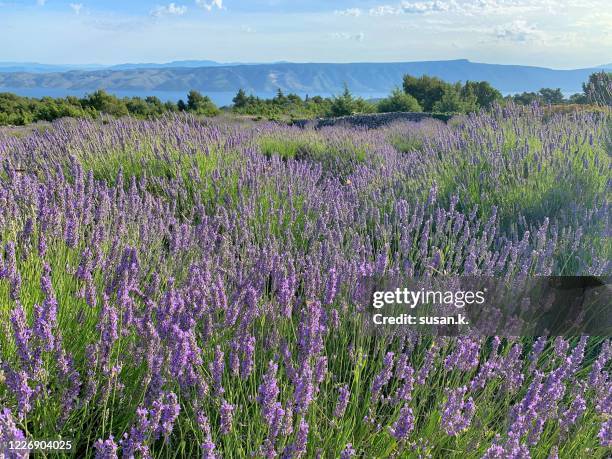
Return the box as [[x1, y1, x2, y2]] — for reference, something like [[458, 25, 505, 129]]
[[69, 3, 83, 15], [368, 1, 562, 17], [335, 8, 362, 17], [370, 1, 451, 16], [151, 3, 188, 17], [196, 0, 223, 11], [369, 5, 402, 16], [36, 0, 47, 6], [330, 32, 365, 42], [494, 19, 544, 42], [400, 1, 450, 14]]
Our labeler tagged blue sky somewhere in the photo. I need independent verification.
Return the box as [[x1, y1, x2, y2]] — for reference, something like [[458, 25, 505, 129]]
[[0, 1, 610, 68]]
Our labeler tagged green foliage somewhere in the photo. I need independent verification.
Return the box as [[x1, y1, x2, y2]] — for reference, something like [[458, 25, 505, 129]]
[[81, 90, 129, 117], [568, 93, 588, 104], [259, 133, 327, 160], [329, 84, 374, 117], [231, 89, 334, 120], [402, 75, 499, 114], [461, 80, 503, 109], [0, 92, 94, 125], [186, 90, 220, 116], [0, 89, 219, 126], [510, 91, 542, 105], [538, 88, 565, 105], [510, 73, 612, 107], [510, 88, 565, 106], [402, 74, 451, 112], [377, 88, 422, 113], [583, 71, 612, 106], [232, 88, 249, 108], [432, 83, 479, 113]]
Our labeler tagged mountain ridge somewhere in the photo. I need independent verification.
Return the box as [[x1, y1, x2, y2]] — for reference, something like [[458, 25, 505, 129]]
[[0, 59, 609, 95]]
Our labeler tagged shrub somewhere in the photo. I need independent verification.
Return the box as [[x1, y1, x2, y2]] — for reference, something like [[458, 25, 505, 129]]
[[378, 88, 422, 113]]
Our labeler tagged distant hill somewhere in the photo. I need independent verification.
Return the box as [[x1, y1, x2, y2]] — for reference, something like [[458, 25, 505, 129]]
[[108, 60, 243, 70], [0, 60, 252, 73], [0, 62, 105, 73], [0, 59, 607, 95]]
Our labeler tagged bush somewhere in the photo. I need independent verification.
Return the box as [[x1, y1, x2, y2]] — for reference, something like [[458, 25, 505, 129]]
[[186, 90, 220, 117], [328, 85, 374, 117], [403, 74, 451, 111], [432, 84, 479, 113], [377, 88, 422, 113], [584, 71, 612, 106]]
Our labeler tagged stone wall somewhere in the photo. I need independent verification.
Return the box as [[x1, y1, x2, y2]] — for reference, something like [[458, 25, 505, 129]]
[[291, 111, 452, 129]]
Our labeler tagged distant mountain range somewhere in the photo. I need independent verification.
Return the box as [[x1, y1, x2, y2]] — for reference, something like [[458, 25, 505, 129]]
[[0, 59, 610, 96], [0, 60, 272, 73]]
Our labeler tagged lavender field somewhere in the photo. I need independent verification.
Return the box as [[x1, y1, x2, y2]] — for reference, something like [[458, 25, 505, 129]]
[[0, 104, 610, 458]]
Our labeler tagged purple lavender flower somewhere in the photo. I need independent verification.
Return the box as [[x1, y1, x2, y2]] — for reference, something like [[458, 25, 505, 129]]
[[0, 408, 27, 459], [340, 443, 355, 458], [155, 392, 180, 441], [240, 335, 256, 379], [94, 436, 119, 459], [598, 418, 611, 447], [440, 386, 476, 436], [371, 352, 394, 399], [120, 407, 152, 459], [210, 345, 225, 395], [416, 342, 439, 385], [444, 338, 481, 372], [289, 418, 309, 458], [389, 405, 414, 441], [559, 389, 586, 435], [334, 385, 350, 418], [198, 413, 218, 458], [258, 361, 280, 426], [324, 268, 338, 305], [297, 301, 325, 362], [220, 399, 235, 435], [3, 366, 35, 417], [10, 304, 33, 368], [314, 356, 327, 386], [293, 363, 314, 413], [395, 365, 414, 403], [201, 437, 218, 459]]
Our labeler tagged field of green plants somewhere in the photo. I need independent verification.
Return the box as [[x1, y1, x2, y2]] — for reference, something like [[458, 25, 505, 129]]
[[0, 104, 610, 458]]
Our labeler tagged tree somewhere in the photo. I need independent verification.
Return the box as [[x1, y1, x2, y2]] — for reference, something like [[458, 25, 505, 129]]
[[432, 83, 478, 113], [461, 81, 502, 109], [377, 88, 422, 113], [329, 85, 356, 117], [568, 93, 587, 104], [232, 89, 249, 108], [511, 92, 541, 105], [125, 97, 151, 117], [186, 90, 219, 116], [287, 93, 302, 105], [538, 88, 565, 105], [583, 71, 612, 106], [402, 74, 452, 111], [177, 99, 187, 111], [163, 101, 178, 112], [273, 88, 288, 105], [145, 96, 165, 115], [81, 90, 128, 117]]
